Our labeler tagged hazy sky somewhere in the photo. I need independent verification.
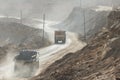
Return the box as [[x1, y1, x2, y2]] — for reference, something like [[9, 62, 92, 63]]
[[0, 0, 80, 21], [0, 0, 118, 21]]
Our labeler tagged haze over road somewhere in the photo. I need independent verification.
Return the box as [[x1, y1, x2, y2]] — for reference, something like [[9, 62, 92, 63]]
[[0, 16, 86, 80], [32, 19, 86, 76]]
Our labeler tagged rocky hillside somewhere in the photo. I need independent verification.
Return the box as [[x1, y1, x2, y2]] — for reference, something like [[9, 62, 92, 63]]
[[0, 17, 42, 27], [54, 7, 109, 36], [0, 22, 50, 48], [32, 10, 120, 80], [0, 19, 50, 62]]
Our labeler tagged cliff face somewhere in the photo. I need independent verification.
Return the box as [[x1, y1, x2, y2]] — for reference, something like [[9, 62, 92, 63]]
[[54, 7, 109, 36], [32, 10, 120, 80]]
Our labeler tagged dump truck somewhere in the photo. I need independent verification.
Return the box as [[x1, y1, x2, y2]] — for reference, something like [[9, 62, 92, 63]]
[[14, 50, 39, 77], [55, 31, 66, 44]]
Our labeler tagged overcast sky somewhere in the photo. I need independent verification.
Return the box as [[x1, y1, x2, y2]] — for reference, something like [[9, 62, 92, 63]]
[[0, 0, 119, 21], [0, 0, 80, 21]]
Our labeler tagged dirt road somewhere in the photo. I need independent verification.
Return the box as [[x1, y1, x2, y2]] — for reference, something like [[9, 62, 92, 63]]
[[0, 18, 86, 80]]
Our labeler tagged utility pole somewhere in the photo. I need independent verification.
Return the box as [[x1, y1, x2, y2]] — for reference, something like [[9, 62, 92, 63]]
[[80, 0, 82, 8], [83, 9, 87, 42], [42, 13, 45, 46], [111, 0, 114, 10], [6, 14, 9, 19], [20, 10, 23, 24], [5, 13, 9, 21]]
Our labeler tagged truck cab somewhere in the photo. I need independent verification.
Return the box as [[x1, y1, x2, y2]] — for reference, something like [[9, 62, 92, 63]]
[[55, 31, 66, 44], [14, 50, 39, 77]]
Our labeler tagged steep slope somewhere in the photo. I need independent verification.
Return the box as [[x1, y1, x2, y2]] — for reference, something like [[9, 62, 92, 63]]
[[0, 22, 50, 48], [54, 7, 109, 36], [32, 10, 120, 80]]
